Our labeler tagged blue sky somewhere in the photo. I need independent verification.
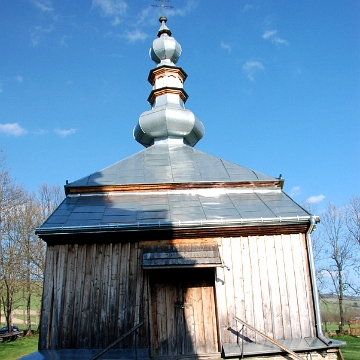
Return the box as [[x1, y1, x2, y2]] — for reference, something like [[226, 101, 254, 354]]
[[0, 0, 359, 209]]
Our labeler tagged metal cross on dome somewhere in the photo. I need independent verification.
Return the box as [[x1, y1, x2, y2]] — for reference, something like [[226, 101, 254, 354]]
[[151, 0, 174, 12]]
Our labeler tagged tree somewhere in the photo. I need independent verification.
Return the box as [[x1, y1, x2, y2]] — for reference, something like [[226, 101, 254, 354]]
[[18, 185, 63, 336], [346, 196, 360, 248], [0, 150, 25, 333], [0, 149, 63, 335], [319, 202, 357, 333]]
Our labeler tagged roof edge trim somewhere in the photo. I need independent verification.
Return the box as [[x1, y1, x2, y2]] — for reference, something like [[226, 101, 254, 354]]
[[36, 215, 310, 236]]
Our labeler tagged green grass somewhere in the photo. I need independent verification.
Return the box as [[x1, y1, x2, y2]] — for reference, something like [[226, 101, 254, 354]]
[[330, 335, 360, 360], [0, 335, 38, 360]]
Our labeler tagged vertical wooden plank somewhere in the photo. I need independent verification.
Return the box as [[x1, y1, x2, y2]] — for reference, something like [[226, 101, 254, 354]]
[[282, 234, 302, 339], [62, 244, 76, 348], [141, 270, 150, 349], [39, 246, 55, 350], [93, 243, 104, 348], [291, 234, 314, 338], [126, 242, 137, 348], [248, 236, 265, 342], [79, 244, 94, 348], [264, 235, 283, 340], [201, 282, 218, 353], [51, 244, 67, 349], [241, 237, 254, 342], [72, 244, 85, 348], [109, 243, 120, 344], [231, 236, 245, 342], [184, 282, 195, 355], [118, 242, 129, 341], [222, 237, 236, 343], [256, 236, 274, 339], [301, 233, 316, 337], [157, 281, 167, 356], [192, 282, 206, 354], [134, 242, 142, 327], [273, 235, 291, 339], [101, 243, 111, 347], [166, 281, 176, 355], [149, 274, 158, 357], [214, 240, 228, 344]]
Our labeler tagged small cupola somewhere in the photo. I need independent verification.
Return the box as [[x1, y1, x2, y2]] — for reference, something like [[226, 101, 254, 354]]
[[133, 16, 205, 148]]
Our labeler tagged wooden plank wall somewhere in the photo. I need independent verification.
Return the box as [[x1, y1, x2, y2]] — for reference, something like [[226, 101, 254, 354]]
[[215, 233, 316, 344], [39, 242, 149, 350]]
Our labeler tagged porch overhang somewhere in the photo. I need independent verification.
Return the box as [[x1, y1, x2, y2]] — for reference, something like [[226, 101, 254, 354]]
[[142, 244, 222, 269]]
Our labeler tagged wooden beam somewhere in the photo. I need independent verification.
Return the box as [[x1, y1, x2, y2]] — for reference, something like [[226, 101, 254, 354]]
[[65, 181, 283, 195]]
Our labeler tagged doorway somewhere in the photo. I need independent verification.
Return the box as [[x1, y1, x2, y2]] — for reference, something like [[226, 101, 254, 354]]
[[149, 268, 218, 357]]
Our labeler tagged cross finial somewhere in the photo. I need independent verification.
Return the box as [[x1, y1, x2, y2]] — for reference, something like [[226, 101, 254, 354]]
[[151, 0, 174, 13]]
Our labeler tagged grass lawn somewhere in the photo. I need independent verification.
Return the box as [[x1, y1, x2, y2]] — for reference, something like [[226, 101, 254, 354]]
[[0, 335, 38, 360], [330, 335, 360, 360]]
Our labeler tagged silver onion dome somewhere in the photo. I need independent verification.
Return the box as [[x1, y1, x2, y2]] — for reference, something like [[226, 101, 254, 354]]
[[133, 16, 204, 147], [150, 16, 182, 65]]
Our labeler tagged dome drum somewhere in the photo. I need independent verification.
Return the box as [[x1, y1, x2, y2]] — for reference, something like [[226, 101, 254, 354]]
[[147, 87, 189, 106]]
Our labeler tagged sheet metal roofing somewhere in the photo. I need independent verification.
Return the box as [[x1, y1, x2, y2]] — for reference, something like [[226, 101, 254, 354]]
[[37, 188, 310, 235], [66, 143, 278, 188]]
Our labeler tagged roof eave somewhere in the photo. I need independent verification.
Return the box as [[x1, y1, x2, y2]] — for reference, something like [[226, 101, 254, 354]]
[[36, 215, 311, 237]]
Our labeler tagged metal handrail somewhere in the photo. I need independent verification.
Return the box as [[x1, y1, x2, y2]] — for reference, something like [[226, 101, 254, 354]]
[[233, 316, 303, 360], [90, 322, 143, 360]]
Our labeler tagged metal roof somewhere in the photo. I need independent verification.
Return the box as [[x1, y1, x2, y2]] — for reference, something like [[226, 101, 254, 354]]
[[36, 188, 310, 235], [66, 143, 279, 188]]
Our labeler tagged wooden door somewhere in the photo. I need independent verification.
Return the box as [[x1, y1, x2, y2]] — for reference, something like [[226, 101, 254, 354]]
[[149, 268, 218, 357]]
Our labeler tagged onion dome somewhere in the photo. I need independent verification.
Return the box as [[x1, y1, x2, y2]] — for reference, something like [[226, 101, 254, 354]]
[[134, 17, 204, 147], [150, 16, 182, 66]]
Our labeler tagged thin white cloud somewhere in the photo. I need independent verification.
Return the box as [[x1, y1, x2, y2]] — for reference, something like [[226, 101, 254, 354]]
[[221, 41, 231, 52], [159, 0, 197, 17], [54, 128, 77, 137], [15, 76, 23, 83], [0, 123, 28, 136], [243, 4, 253, 11], [134, 7, 153, 27], [30, 25, 53, 47], [33, 129, 47, 135], [242, 61, 264, 81], [306, 195, 326, 204], [290, 186, 301, 197], [92, 0, 128, 26], [30, 0, 54, 12], [263, 29, 289, 46], [123, 29, 147, 43], [60, 35, 73, 47]]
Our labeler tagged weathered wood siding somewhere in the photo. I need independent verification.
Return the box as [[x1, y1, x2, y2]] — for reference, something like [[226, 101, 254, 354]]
[[39, 242, 149, 350], [215, 233, 316, 344], [39, 231, 316, 352]]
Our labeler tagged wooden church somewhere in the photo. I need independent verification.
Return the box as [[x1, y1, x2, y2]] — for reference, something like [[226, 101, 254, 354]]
[[33, 16, 344, 360]]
